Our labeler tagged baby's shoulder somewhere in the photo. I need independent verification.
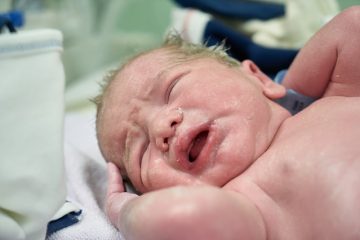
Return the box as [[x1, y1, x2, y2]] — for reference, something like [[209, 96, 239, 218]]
[[233, 96, 360, 239], [274, 96, 360, 143], [299, 96, 360, 121]]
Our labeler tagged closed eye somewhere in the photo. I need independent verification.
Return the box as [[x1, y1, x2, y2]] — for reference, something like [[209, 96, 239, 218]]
[[165, 70, 190, 103], [166, 77, 180, 103]]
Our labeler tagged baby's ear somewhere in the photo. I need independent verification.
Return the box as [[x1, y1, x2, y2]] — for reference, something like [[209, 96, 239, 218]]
[[241, 60, 286, 100]]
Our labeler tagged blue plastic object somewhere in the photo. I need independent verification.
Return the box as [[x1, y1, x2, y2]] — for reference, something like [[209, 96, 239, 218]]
[[274, 70, 316, 115], [0, 10, 24, 33]]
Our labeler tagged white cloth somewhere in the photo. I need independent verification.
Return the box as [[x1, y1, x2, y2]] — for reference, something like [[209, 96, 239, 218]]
[[169, 0, 340, 49], [237, 0, 340, 48], [50, 202, 82, 222], [0, 29, 66, 240], [170, 8, 210, 44], [48, 111, 123, 240]]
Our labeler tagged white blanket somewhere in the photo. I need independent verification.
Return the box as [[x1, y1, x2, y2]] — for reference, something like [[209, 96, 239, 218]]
[[48, 110, 124, 240], [0, 29, 66, 240]]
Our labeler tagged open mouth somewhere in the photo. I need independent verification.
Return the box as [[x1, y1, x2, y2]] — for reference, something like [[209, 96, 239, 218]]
[[188, 130, 209, 162]]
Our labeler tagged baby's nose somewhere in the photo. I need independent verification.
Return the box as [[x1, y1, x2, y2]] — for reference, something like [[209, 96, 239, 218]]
[[153, 108, 183, 152]]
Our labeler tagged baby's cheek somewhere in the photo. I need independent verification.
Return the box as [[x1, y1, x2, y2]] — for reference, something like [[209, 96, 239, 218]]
[[140, 155, 174, 191], [145, 163, 201, 191], [219, 131, 255, 173]]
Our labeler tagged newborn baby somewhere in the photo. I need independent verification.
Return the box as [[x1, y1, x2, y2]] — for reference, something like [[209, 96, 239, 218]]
[[95, 6, 360, 240]]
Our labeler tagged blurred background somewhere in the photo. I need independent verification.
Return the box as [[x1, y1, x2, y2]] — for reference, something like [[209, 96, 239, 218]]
[[0, 0, 358, 112]]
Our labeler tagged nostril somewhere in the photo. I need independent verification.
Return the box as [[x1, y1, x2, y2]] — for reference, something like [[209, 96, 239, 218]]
[[155, 108, 182, 151], [171, 121, 177, 127], [156, 137, 169, 152]]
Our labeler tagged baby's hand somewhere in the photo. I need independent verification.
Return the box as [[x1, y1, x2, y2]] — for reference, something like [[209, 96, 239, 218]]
[[105, 162, 138, 227]]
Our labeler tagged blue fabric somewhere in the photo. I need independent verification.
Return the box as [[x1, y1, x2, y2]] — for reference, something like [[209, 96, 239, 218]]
[[274, 70, 316, 115], [46, 210, 82, 237], [204, 19, 298, 76], [0, 11, 24, 33], [0, 11, 24, 27], [173, 0, 285, 20]]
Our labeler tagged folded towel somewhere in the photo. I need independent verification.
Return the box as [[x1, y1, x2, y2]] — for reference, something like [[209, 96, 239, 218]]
[[0, 29, 66, 240]]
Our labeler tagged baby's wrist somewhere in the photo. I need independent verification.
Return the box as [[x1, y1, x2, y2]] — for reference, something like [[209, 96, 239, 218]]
[[107, 192, 139, 226]]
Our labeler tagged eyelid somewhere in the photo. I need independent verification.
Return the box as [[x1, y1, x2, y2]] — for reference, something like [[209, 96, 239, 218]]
[[165, 70, 190, 103], [166, 77, 181, 103]]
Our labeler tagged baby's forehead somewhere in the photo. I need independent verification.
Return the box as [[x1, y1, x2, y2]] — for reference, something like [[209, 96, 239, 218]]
[[118, 48, 187, 88], [128, 48, 173, 68]]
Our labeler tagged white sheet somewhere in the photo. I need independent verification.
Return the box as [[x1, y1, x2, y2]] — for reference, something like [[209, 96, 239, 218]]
[[47, 110, 124, 240]]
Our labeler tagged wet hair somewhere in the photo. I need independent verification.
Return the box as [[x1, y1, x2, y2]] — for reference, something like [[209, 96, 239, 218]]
[[160, 32, 240, 67]]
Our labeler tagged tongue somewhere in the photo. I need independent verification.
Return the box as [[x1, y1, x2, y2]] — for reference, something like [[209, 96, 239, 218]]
[[189, 131, 208, 161]]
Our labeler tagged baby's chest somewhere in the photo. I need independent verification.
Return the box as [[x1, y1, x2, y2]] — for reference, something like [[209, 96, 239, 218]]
[[268, 99, 360, 193], [268, 97, 360, 179], [257, 145, 360, 239], [251, 100, 360, 238]]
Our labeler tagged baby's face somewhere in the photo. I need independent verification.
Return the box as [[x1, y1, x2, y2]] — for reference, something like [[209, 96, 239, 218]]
[[99, 49, 278, 192]]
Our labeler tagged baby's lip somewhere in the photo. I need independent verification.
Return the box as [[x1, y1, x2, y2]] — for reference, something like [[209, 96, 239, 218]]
[[172, 121, 216, 171]]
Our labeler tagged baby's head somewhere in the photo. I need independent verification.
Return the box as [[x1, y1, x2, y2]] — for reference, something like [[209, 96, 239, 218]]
[[94, 33, 289, 193]]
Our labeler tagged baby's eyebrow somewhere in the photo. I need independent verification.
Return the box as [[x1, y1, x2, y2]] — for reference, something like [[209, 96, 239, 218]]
[[154, 69, 170, 88], [154, 65, 190, 92], [153, 62, 184, 87], [138, 69, 169, 101]]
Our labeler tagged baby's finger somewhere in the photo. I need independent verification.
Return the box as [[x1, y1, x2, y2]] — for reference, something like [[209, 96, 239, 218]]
[[105, 162, 138, 227], [107, 162, 125, 199]]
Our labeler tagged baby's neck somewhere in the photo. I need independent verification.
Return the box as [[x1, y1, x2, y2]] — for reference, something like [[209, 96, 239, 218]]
[[256, 101, 291, 158]]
